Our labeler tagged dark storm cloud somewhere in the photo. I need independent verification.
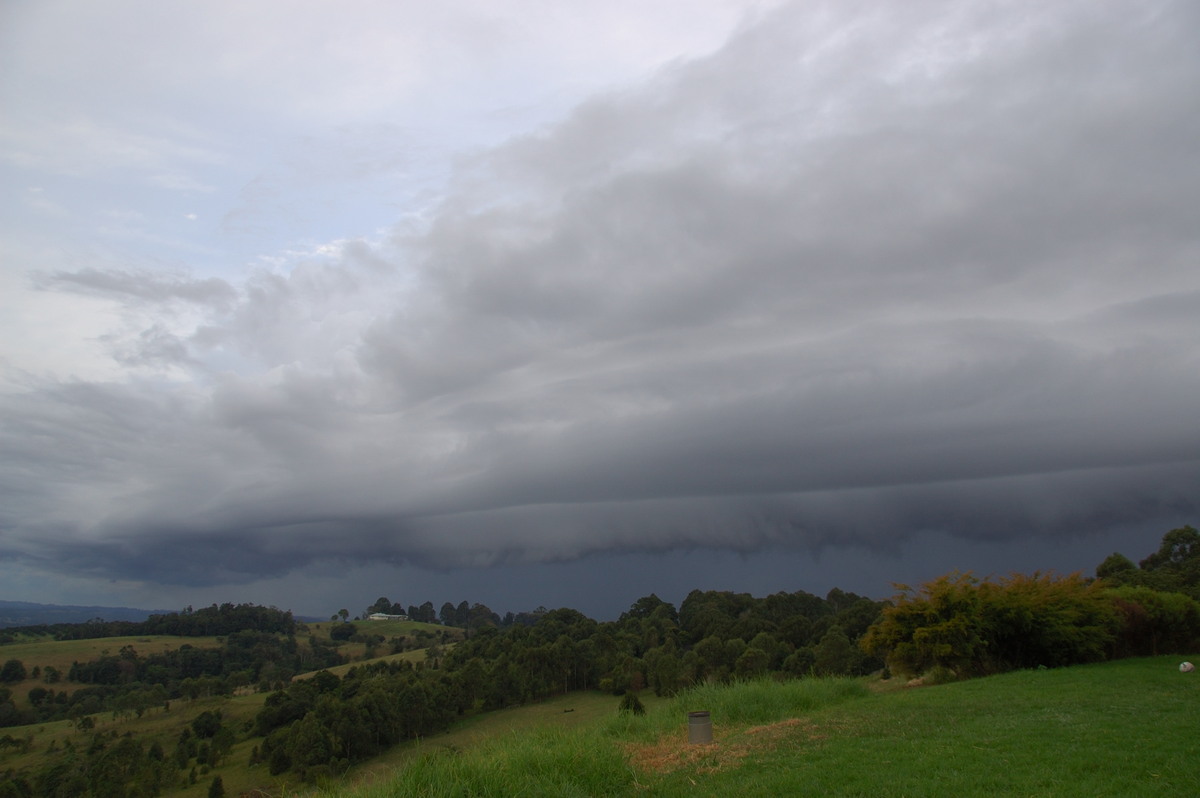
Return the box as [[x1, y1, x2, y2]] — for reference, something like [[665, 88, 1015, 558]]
[[2, 0, 1198, 590]]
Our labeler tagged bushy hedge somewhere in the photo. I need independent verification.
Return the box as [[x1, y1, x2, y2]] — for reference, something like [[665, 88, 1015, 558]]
[[861, 572, 1118, 679], [863, 569, 1200, 680], [1106, 585, 1200, 658]]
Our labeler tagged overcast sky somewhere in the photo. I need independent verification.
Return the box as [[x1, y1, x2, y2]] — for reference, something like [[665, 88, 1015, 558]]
[[2, 0, 1197, 621]]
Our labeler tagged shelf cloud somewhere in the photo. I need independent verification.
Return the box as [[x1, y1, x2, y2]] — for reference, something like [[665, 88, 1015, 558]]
[[2, 0, 1197, 614]]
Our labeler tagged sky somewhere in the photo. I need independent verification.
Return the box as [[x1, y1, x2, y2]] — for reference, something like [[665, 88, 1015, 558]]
[[1, 0, 1198, 622]]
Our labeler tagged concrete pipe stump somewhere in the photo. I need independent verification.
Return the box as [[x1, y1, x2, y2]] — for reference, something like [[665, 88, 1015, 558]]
[[687, 710, 713, 744]]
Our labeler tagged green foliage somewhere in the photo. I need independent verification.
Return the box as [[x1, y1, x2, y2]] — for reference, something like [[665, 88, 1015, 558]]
[[1091, 526, 1200, 658], [9, 730, 175, 798], [14, 603, 296, 642], [1097, 526, 1200, 600], [375, 726, 635, 798], [0, 661, 25, 684], [619, 594, 677, 623], [191, 709, 223, 739], [618, 692, 646, 715], [1096, 551, 1139, 584], [1137, 525, 1200, 599], [1107, 585, 1200, 657], [368, 597, 398, 616], [7, 630, 339, 729], [330, 622, 357, 641], [252, 657, 467, 778], [813, 626, 858, 676], [734, 646, 769, 679], [863, 571, 1119, 678]]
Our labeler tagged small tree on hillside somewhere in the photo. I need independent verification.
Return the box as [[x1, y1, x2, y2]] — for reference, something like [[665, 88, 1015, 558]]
[[813, 626, 857, 676], [0, 659, 26, 683], [330, 622, 356, 641], [618, 692, 646, 715]]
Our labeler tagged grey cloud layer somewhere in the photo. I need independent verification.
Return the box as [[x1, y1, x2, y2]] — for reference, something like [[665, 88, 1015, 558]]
[[2, 0, 1198, 587]]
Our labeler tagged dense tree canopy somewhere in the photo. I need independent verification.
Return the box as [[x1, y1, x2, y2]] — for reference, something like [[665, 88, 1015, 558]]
[[1096, 526, 1200, 600]]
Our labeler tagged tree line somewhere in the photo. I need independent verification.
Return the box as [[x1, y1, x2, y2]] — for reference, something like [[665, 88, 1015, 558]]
[[0, 602, 296, 645], [346, 596, 552, 632]]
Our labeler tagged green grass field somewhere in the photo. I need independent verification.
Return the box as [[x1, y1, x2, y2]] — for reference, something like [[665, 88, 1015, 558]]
[[0, 633, 224, 674], [0, 634, 224, 703], [338, 690, 671, 792], [326, 656, 1200, 798]]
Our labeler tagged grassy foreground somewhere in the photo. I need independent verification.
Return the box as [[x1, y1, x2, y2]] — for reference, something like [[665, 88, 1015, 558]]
[[323, 656, 1198, 797]]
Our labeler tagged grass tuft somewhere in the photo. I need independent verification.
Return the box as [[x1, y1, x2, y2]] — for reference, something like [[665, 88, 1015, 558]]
[[340, 728, 633, 798]]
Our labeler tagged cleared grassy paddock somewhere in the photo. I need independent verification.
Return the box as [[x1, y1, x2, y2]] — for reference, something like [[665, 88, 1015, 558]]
[[327, 656, 1199, 798], [0, 634, 225, 673], [303, 620, 461, 663], [0, 634, 224, 702]]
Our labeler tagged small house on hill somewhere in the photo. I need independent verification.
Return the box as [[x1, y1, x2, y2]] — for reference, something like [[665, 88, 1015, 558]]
[[367, 612, 408, 621]]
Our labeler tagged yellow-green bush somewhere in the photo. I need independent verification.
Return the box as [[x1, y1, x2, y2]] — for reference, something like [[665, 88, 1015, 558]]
[[862, 571, 1118, 679]]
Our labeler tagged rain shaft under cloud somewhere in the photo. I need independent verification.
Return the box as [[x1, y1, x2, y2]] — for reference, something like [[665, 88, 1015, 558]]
[[1, 0, 1198, 604]]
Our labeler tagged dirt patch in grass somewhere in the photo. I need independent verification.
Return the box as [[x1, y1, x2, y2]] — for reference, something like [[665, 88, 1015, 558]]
[[625, 718, 827, 776], [625, 733, 749, 774], [745, 716, 826, 743]]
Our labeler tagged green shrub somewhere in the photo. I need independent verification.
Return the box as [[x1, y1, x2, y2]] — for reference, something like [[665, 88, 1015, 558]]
[[618, 693, 646, 715], [1107, 585, 1200, 657], [0, 661, 26, 684], [862, 571, 1118, 679]]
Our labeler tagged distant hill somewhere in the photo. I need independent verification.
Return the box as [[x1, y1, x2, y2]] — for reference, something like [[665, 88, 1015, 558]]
[[0, 599, 171, 628]]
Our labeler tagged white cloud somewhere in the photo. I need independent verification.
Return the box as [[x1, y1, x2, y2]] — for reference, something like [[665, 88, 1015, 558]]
[[0, 112, 223, 182]]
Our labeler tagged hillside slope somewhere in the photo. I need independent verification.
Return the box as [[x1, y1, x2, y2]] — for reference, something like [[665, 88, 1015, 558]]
[[339, 656, 1200, 797]]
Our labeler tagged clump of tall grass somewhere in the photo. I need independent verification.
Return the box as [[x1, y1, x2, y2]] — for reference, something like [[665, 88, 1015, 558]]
[[334, 727, 633, 797], [674, 677, 868, 724], [604, 677, 869, 741]]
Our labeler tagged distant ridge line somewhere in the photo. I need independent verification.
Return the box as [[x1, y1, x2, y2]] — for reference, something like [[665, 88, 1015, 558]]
[[0, 599, 173, 628]]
